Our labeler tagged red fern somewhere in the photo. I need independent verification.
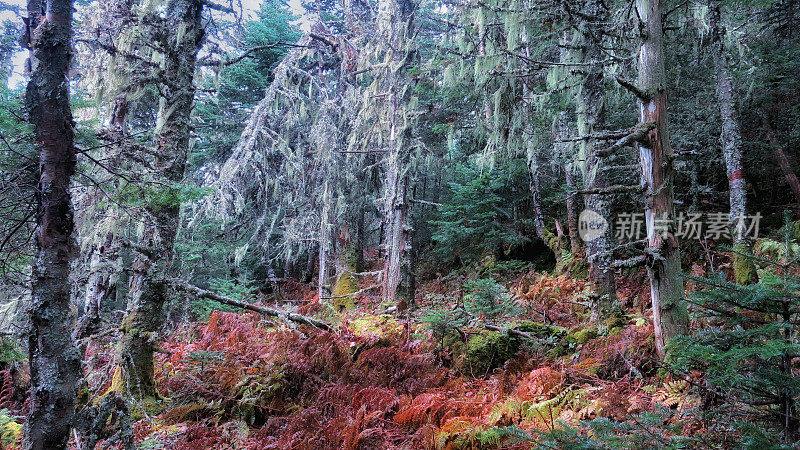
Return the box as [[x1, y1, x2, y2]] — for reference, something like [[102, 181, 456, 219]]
[[0, 369, 13, 410]]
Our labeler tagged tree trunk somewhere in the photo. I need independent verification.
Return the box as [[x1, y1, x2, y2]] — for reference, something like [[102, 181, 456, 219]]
[[382, 170, 408, 304], [23, 0, 81, 448], [379, 0, 417, 306], [114, 0, 204, 401], [636, 0, 689, 359], [553, 110, 583, 256], [710, 1, 756, 284], [574, 0, 621, 321], [527, 142, 546, 241], [762, 118, 800, 208], [318, 181, 332, 301]]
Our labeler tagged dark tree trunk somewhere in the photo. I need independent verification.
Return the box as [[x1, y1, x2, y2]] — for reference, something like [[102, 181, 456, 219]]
[[574, 0, 621, 321], [113, 0, 204, 401], [762, 118, 800, 208], [23, 0, 81, 448], [528, 145, 546, 241], [563, 164, 582, 255], [636, 0, 689, 359]]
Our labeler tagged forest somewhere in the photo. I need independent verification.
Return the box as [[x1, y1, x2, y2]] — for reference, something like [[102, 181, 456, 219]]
[[0, 0, 799, 448]]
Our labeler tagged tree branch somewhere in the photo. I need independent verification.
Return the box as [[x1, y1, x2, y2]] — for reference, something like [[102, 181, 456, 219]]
[[596, 121, 656, 157], [201, 0, 234, 13], [575, 185, 645, 195], [168, 278, 332, 330], [615, 76, 651, 102]]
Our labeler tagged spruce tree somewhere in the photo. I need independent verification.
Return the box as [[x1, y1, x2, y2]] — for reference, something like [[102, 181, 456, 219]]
[[671, 212, 800, 443]]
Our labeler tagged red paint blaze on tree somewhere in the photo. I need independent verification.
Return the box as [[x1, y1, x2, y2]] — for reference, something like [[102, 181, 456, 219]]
[[636, 0, 689, 359]]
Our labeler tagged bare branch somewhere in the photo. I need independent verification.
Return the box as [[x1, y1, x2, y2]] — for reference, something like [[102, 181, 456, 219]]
[[596, 121, 656, 157], [168, 278, 332, 330], [615, 76, 651, 101]]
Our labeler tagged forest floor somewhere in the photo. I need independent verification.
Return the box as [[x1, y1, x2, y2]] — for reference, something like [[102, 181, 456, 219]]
[[54, 253, 733, 449]]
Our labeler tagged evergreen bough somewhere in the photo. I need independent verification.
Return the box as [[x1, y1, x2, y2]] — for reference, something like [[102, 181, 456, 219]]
[[670, 212, 800, 444]]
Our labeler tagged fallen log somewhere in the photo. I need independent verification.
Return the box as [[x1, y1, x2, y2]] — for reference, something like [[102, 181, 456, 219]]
[[484, 324, 537, 341], [167, 278, 332, 331]]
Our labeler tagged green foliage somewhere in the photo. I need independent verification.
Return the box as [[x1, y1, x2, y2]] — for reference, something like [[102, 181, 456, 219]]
[[0, 83, 35, 279], [115, 182, 210, 211], [0, 338, 23, 364], [430, 163, 531, 268], [0, 409, 21, 448], [670, 213, 800, 443], [462, 278, 521, 322], [488, 409, 701, 449], [422, 305, 467, 341], [192, 0, 300, 167]]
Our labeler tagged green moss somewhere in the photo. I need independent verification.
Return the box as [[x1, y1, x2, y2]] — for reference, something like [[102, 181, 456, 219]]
[[604, 316, 628, 331], [454, 331, 520, 377], [549, 326, 599, 358], [567, 328, 598, 345], [732, 244, 758, 285], [130, 396, 164, 422], [351, 314, 403, 338], [332, 272, 358, 311]]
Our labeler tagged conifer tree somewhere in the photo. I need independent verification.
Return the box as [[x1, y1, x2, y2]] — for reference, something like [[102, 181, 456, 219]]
[[23, 0, 80, 447], [635, 0, 689, 358], [672, 212, 800, 442]]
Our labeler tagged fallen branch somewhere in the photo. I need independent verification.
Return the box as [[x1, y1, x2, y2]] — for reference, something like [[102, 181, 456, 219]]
[[595, 238, 649, 257], [412, 199, 444, 207], [168, 278, 332, 331], [201, 0, 234, 13], [484, 324, 538, 341]]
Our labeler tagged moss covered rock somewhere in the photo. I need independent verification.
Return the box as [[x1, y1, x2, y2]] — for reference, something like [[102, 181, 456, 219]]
[[351, 314, 404, 339], [453, 331, 520, 377], [604, 316, 628, 331], [549, 326, 600, 358], [567, 327, 598, 345], [130, 396, 164, 422]]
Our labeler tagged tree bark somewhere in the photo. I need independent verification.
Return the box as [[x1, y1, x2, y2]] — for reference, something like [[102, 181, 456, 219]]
[[23, 0, 81, 448], [378, 0, 417, 306], [527, 141, 546, 241], [318, 180, 332, 302], [636, 0, 689, 359], [709, 1, 756, 284], [563, 159, 582, 255], [763, 118, 800, 208], [113, 0, 204, 401], [574, 0, 621, 321]]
